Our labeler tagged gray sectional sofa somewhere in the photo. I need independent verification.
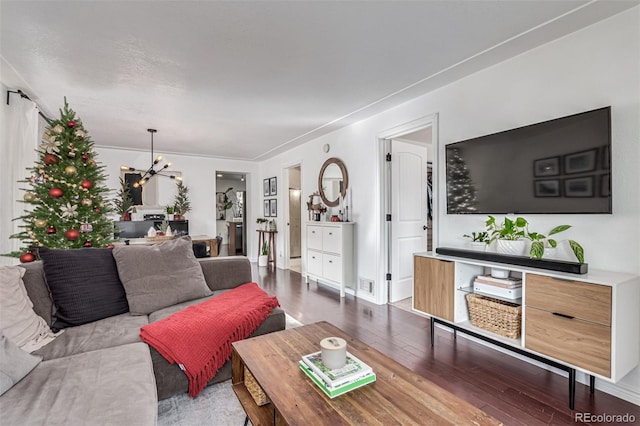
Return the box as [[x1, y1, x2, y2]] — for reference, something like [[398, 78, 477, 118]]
[[0, 254, 285, 425]]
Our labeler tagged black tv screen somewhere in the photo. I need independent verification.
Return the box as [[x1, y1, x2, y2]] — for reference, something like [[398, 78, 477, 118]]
[[446, 107, 611, 214]]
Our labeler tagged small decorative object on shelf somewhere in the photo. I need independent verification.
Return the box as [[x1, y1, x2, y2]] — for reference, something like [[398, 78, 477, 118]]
[[463, 231, 489, 251], [306, 192, 326, 221], [173, 181, 191, 220]]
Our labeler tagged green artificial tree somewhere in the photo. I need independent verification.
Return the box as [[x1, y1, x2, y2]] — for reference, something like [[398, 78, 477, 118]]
[[446, 148, 477, 213], [173, 180, 191, 219], [12, 99, 114, 262], [113, 177, 134, 220]]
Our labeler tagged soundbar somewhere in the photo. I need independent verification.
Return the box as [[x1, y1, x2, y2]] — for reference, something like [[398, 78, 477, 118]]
[[434, 247, 588, 274]]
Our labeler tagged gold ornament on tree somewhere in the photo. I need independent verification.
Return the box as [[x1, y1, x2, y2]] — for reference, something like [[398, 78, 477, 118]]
[[23, 192, 36, 202], [65, 165, 77, 175], [81, 198, 93, 207], [34, 218, 47, 228]]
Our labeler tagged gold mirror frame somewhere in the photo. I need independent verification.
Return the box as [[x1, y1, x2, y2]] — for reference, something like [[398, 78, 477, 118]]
[[318, 158, 348, 207]]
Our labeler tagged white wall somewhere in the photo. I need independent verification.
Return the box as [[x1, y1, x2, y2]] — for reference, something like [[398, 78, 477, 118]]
[[255, 7, 639, 401], [94, 147, 257, 241]]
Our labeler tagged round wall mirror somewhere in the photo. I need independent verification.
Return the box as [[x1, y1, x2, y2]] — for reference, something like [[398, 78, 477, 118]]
[[318, 158, 348, 207]]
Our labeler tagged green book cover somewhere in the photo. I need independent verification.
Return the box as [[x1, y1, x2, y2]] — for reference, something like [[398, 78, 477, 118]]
[[299, 362, 376, 399]]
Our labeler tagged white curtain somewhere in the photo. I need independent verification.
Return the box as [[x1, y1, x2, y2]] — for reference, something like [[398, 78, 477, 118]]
[[0, 93, 40, 255]]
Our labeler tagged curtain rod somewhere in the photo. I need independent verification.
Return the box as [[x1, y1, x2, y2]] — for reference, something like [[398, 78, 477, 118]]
[[6, 89, 52, 123]]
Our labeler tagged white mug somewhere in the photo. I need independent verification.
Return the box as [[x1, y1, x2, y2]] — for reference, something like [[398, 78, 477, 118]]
[[320, 337, 347, 370]]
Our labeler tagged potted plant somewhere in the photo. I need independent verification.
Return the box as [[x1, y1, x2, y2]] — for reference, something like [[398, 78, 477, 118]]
[[463, 231, 489, 251], [256, 217, 268, 230], [258, 241, 268, 267], [173, 181, 191, 220], [486, 215, 528, 255], [165, 205, 175, 218], [527, 225, 584, 263], [113, 177, 134, 221]]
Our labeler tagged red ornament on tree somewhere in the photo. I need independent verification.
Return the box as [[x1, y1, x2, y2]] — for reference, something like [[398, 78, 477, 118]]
[[81, 179, 93, 189], [67, 120, 76, 128], [94, 207, 101, 213], [49, 187, 63, 198], [82, 153, 89, 162], [46, 226, 57, 234], [83, 241, 93, 247], [65, 229, 80, 241], [20, 252, 36, 263], [44, 154, 58, 165]]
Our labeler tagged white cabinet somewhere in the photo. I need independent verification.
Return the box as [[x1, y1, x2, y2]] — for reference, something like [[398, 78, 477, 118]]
[[305, 222, 355, 297]]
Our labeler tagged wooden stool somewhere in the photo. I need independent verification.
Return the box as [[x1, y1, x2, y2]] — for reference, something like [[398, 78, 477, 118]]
[[256, 230, 277, 268]]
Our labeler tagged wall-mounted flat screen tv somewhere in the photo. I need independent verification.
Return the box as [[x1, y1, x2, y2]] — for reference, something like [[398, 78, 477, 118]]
[[446, 106, 611, 214]]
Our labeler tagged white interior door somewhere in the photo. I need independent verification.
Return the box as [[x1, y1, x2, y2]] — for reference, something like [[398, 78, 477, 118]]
[[390, 140, 428, 302]]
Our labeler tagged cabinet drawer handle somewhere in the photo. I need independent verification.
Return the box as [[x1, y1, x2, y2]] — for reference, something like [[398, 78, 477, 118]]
[[552, 312, 575, 320], [328, 260, 333, 263], [328, 232, 333, 235]]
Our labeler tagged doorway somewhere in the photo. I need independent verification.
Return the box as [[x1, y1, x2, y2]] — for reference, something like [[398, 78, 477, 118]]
[[380, 116, 436, 306], [287, 165, 302, 273], [215, 171, 247, 256]]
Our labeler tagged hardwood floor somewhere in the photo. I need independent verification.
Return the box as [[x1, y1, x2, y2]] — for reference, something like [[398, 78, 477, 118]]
[[253, 263, 640, 426]]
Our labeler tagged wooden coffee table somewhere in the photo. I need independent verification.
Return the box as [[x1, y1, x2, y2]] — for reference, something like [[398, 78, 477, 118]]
[[231, 321, 501, 425]]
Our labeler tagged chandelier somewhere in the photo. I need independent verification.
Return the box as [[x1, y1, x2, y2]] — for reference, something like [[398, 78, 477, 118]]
[[120, 129, 181, 188]]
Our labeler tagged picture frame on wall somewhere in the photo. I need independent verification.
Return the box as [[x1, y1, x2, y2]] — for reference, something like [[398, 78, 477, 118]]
[[263, 179, 270, 197], [533, 156, 560, 177], [564, 176, 594, 197], [564, 148, 598, 174], [533, 179, 560, 197], [269, 177, 277, 196], [269, 199, 277, 217], [263, 200, 270, 217]]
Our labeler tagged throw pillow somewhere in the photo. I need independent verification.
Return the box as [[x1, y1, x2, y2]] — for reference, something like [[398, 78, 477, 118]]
[[39, 247, 130, 331], [0, 331, 42, 396], [0, 266, 58, 352], [112, 236, 212, 315]]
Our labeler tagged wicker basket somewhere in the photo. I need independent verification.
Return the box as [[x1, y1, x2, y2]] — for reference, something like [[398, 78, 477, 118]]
[[466, 293, 522, 339], [244, 367, 270, 406]]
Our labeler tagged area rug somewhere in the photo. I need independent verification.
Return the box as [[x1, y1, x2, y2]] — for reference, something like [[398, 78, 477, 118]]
[[157, 313, 303, 426]]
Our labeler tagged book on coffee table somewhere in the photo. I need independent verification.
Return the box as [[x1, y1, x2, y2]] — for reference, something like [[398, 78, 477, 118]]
[[301, 351, 373, 389], [299, 361, 376, 399]]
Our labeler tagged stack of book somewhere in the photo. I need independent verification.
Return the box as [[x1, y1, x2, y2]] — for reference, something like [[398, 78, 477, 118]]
[[473, 274, 522, 300], [299, 351, 376, 398]]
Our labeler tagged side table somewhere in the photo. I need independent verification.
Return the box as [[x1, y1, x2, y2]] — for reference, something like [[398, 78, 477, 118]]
[[256, 230, 277, 268]]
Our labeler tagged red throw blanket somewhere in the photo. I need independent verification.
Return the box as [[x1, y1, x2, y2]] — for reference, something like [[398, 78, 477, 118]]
[[140, 282, 279, 397]]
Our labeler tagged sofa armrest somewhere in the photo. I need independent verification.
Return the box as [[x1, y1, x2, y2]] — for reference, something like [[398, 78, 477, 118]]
[[198, 256, 252, 292]]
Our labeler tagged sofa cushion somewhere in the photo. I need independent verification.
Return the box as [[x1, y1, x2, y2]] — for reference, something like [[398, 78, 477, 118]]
[[0, 266, 58, 352], [0, 342, 157, 425], [0, 331, 42, 396], [39, 247, 130, 331], [113, 236, 212, 315], [32, 312, 149, 361], [19, 262, 54, 326]]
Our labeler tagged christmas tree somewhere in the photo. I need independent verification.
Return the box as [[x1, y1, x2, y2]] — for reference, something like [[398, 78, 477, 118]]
[[446, 148, 477, 213], [12, 99, 114, 262]]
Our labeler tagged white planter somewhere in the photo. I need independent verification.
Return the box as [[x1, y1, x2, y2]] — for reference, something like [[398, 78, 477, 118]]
[[258, 255, 268, 267], [467, 241, 487, 251], [496, 239, 526, 256], [543, 247, 557, 259]]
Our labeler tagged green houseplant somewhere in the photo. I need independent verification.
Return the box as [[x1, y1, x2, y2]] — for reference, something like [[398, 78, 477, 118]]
[[527, 225, 584, 263], [256, 217, 268, 230], [486, 215, 529, 255], [463, 231, 489, 251], [258, 241, 269, 267]]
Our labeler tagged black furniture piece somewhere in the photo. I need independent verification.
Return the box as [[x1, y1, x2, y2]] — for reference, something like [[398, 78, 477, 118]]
[[114, 220, 189, 239]]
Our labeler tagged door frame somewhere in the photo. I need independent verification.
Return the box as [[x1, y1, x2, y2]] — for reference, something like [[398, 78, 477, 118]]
[[377, 114, 439, 304], [281, 161, 303, 271]]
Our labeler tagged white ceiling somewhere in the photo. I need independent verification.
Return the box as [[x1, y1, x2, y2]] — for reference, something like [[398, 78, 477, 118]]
[[1, 1, 636, 161]]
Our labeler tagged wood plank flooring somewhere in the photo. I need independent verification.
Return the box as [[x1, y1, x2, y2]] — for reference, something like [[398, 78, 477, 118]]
[[253, 263, 640, 426]]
